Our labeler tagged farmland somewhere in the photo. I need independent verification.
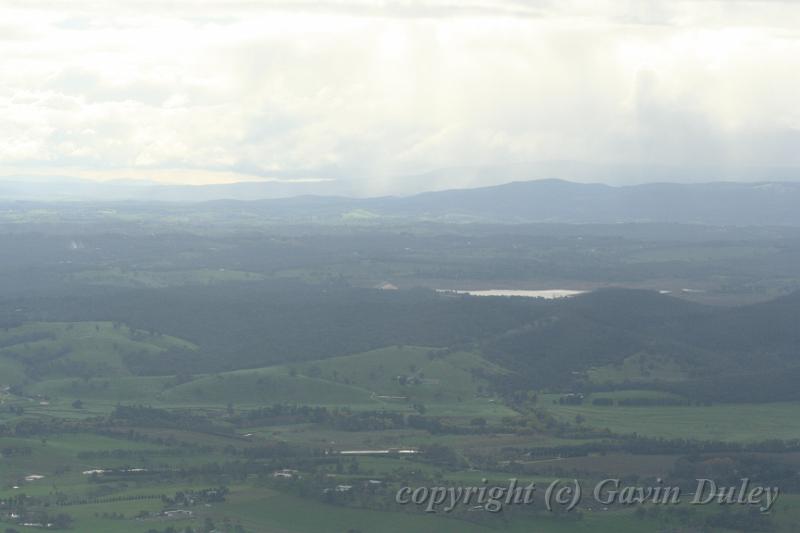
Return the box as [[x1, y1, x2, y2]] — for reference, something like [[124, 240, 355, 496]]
[[3, 332, 800, 532], [2, 214, 800, 532]]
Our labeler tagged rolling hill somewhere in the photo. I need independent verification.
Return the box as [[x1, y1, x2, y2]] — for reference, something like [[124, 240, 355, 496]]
[[6, 178, 800, 226], [6, 287, 800, 404]]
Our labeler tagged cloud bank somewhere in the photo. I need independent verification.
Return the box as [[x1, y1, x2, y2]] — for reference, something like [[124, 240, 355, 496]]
[[1, 1, 799, 194]]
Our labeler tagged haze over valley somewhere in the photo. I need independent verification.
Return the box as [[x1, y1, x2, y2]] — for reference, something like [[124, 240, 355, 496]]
[[3, 1, 800, 532]]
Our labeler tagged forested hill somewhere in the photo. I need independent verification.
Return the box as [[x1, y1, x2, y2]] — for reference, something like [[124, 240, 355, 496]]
[[7, 284, 800, 401]]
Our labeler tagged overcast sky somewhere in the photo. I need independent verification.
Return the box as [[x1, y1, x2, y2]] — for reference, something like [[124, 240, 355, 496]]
[[1, 1, 799, 194]]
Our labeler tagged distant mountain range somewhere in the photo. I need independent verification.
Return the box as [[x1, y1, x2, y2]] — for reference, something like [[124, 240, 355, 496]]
[[4, 176, 800, 226], [219, 179, 800, 226], [376, 179, 800, 226], [0, 177, 343, 203]]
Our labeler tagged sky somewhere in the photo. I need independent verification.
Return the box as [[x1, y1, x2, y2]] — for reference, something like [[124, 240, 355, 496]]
[[1, 0, 800, 195]]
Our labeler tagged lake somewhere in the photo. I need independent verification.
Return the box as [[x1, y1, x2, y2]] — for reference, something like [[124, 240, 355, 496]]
[[439, 289, 587, 299]]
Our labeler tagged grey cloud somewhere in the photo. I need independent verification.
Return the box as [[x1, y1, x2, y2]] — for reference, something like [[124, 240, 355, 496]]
[[2, 0, 800, 193]]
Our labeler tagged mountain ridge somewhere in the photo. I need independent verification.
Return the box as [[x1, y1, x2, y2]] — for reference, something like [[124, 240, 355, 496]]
[[5, 177, 800, 226]]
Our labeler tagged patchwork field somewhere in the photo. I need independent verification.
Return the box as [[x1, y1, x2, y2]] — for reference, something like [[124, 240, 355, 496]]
[[541, 393, 800, 441], [2, 322, 797, 532]]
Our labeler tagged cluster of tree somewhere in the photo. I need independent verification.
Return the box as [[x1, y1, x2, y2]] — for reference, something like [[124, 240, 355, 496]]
[[59, 493, 164, 506], [94, 427, 216, 453], [0, 416, 93, 438], [659, 365, 800, 403], [77, 448, 186, 460], [4, 405, 24, 416], [161, 487, 229, 506], [557, 394, 585, 405], [237, 404, 522, 435], [671, 454, 800, 492], [145, 522, 247, 533], [614, 397, 687, 407], [0, 446, 31, 457], [591, 397, 613, 406], [111, 405, 231, 435], [522, 435, 800, 459]]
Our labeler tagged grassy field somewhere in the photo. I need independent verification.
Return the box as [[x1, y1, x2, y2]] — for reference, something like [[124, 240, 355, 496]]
[[294, 346, 508, 403], [162, 367, 378, 406], [0, 321, 196, 384], [1, 396, 796, 532], [10, 472, 788, 533], [2, 323, 798, 532], [11, 351, 514, 436], [0, 481, 672, 533], [28, 375, 174, 403], [19, 344, 511, 413], [542, 393, 800, 441]]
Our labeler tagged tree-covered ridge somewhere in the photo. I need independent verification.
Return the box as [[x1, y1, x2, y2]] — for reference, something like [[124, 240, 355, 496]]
[[3, 284, 800, 403]]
